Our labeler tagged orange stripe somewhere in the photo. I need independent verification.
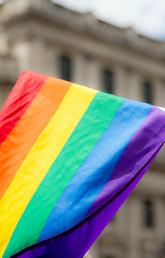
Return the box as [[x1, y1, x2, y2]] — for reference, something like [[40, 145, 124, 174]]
[[0, 77, 71, 198]]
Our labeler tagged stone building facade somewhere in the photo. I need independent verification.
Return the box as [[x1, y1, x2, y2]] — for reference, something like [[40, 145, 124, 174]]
[[0, 1, 165, 258]]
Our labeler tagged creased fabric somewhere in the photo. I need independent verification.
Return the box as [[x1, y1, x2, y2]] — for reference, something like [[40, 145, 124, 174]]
[[0, 71, 164, 258]]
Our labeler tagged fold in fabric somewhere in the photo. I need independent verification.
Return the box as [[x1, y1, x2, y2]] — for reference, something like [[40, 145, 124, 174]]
[[12, 144, 163, 258], [0, 71, 164, 258]]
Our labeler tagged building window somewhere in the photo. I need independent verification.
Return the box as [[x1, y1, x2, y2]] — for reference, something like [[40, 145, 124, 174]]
[[59, 55, 72, 81], [142, 81, 154, 104], [102, 68, 114, 94], [143, 200, 155, 228]]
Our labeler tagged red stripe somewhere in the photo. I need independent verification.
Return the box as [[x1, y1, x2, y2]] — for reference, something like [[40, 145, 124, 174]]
[[0, 70, 47, 145]]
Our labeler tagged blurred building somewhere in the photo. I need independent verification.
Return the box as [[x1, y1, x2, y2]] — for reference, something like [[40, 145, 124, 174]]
[[0, 0, 165, 258]]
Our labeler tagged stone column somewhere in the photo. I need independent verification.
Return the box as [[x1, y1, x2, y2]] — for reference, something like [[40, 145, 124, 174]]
[[116, 201, 129, 237], [127, 197, 141, 258], [78, 55, 102, 91], [125, 70, 141, 101], [114, 66, 128, 98], [89, 60, 102, 91], [43, 45, 60, 77], [13, 38, 52, 73], [115, 202, 130, 258], [115, 66, 141, 101], [73, 53, 85, 85], [153, 79, 165, 107], [155, 198, 165, 240]]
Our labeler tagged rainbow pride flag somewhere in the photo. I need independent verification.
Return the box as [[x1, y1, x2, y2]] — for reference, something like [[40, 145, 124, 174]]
[[0, 71, 165, 258]]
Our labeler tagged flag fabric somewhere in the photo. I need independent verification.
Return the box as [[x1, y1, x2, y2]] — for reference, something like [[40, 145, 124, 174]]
[[0, 71, 164, 258]]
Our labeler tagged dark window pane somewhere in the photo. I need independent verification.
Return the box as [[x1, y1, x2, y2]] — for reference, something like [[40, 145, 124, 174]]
[[102, 68, 114, 94], [142, 81, 154, 104], [143, 200, 155, 228], [59, 55, 72, 81]]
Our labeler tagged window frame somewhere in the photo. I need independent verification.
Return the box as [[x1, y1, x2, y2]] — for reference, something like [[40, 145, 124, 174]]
[[59, 54, 72, 81], [141, 80, 154, 104], [101, 67, 114, 94], [142, 199, 155, 229]]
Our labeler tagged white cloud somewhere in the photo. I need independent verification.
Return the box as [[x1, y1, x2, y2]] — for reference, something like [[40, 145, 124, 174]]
[[54, 0, 165, 39]]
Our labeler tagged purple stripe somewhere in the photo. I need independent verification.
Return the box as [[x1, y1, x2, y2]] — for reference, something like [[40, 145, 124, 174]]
[[12, 107, 165, 258], [89, 107, 165, 215], [40, 98, 151, 240], [13, 144, 163, 258]]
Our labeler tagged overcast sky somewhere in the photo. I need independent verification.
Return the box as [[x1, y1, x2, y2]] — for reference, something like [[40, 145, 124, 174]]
[[55, 0, 165, 40]]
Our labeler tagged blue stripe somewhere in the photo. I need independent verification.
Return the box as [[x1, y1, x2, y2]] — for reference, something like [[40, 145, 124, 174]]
[[40, 100, 151, 240]]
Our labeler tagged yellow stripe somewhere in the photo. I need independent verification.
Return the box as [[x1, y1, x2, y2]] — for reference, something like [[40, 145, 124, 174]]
[[0, 83, 96, 257]]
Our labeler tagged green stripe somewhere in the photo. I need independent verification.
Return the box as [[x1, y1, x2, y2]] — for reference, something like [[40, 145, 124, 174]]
[[4, 92, 123, 258]]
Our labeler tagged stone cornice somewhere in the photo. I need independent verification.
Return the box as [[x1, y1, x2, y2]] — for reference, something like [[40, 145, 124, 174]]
[[1, 0, 165, 61]]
